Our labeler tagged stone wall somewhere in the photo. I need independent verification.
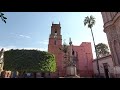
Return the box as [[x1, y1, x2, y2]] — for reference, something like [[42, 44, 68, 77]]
[[93, 55, 115, 78]]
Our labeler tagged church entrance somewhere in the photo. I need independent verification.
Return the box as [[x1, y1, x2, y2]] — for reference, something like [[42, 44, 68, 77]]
[[103, 63, 109, 78]]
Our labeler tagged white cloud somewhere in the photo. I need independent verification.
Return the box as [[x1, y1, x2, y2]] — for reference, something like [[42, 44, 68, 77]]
[[17, 47, 47, 51], [39, 48, 47, 51], [10, 33, 31, 39], [0, 46, 17, 51], [72, 40, 81, 46], [0, 46, 47, 52], [19, 35, 31, 38], [39, 40, 48, 45]]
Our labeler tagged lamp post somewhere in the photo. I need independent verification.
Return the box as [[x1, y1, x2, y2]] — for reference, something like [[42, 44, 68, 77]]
[[66, 38, 77, 76], [60, 38, 79, 78]]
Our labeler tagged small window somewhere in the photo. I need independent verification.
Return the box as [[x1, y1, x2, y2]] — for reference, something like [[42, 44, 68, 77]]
[[55, 30, 57, 35], [55, 31, 57, 33]]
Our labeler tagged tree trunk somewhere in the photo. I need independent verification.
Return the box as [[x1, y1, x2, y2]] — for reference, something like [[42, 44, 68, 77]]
[[90, 28, 100, 77]]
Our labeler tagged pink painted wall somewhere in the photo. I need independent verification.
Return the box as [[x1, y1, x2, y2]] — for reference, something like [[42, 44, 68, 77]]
[[48, 42, 94, 77], [67, 42, 94, 77]]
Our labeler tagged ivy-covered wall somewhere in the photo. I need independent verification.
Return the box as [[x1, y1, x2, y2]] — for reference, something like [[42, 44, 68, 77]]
[[4, 49, 56, 72]]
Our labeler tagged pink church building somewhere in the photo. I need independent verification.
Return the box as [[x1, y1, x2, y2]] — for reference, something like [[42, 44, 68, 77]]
[[48, 23, 94, 77]]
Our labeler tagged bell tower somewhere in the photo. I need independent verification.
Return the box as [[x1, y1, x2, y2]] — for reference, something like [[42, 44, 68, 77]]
[[48, 22, 63, 77]]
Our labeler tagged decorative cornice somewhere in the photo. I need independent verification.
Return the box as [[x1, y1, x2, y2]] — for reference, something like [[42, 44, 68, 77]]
[[93, 54, 112, 62], [104, 13, 120, 32]]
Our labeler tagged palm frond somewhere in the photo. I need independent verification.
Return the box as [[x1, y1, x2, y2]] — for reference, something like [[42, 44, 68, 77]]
[[0, 12, 7, 23], [84, 16, 89, 26], [1, 13, 4, 15], [84, 15, 96, 29], [4, 20, 6, 23], [90, 15, 95, 20], [3, 16, 7, 19]]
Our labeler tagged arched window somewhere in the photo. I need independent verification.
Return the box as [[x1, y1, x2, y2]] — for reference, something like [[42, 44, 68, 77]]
[[55, 30, 57, 36], [54, 30, 57, 45]]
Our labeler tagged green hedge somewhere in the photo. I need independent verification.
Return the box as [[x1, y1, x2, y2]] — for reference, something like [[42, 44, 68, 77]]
[[4, 49, 56, 72]]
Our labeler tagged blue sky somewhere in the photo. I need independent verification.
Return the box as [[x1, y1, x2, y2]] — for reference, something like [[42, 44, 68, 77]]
[[0, 12, 108, 59]]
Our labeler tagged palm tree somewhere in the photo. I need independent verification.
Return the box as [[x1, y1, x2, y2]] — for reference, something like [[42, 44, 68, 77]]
[[84, 15, 100, 77], [96, 43, 110, 58], [0, 12, 7, 23]]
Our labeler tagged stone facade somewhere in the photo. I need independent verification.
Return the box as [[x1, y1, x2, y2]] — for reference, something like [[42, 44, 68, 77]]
[[48, 23, 94, 78], [101, 12, 120, 66], [101, 12, 120, 77], [93, 55, 115, 78]]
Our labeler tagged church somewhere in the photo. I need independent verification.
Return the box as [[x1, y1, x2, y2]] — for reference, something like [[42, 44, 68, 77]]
[[48, 23, 94, 78]]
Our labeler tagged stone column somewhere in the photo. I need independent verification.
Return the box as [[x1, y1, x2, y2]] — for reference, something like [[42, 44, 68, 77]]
[[65, 38, 79, 78]]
